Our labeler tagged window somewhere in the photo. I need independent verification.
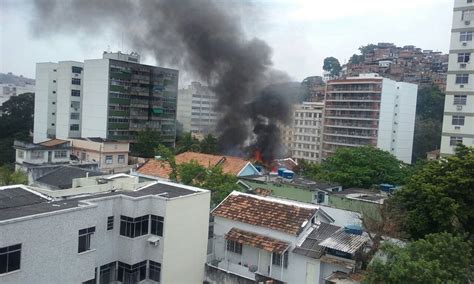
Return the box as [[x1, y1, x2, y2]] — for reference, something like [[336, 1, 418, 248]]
[[452, 115, 465, 126], [120, 215, 149, 238], [71, 89, 81, 97], [272, 251, 289, 268], [462, 9, 474, 21], [17, 150, 24, 159], [150, 215, 164, 236], [52, 112, 55, 116], [454, 95, 467, 105], [469, 0, 473, 3], [458, 53, 471, 63], [107, 216, 114, 231], [54, 150, 67, 158], [105, 155, 113, 164], [31, 150, 43, 159], [460, 31, 473, 41], [118, 154, 125, 164], [70, 124, 80, 131], [78, 227, 95, 253], [315, 191, 325, 204], [450, 136, 463, 146], [71, 101, 80, 110], [72, 66, 83, 73], [53, 80, 56, 83], [71, 113, 80, 120], [226, 240, 242, 254], [117, 261, 147, 283], [149, 261, 161, 282], [0, 244, 21, 274], [99, 262, 117, 284], [455, 74, 469, 84], [72, 78, 81, 85]]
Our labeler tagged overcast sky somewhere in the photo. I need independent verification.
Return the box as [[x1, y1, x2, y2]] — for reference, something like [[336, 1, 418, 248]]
[[1, 0, 453, 82]]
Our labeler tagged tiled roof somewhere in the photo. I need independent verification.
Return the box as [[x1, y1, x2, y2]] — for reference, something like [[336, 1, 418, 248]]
[[137, 152, 251, 178], [253, 187, 272, 197], [225, 228, 289, 253], [212, 192, 317, 235]]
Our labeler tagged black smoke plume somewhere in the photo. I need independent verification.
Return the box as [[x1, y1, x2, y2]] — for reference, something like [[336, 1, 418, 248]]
[[29, 0, 303, 162]]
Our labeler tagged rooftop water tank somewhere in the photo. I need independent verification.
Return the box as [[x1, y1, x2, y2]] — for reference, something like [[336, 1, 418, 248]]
[[277, 168, 287, 177], [282, 170, 294, 180], [344, 224, 363, 235]]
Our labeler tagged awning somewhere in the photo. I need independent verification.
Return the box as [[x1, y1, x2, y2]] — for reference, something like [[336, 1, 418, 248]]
[[225, 228, 289, 253], [152, 108, 163, 114]]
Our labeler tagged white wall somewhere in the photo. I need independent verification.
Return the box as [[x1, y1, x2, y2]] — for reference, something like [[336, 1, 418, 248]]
[[82, 59, 110, 138], [34, 63, 58, 143], [393, 82, 417, 163], [377, 79, 396, 153]]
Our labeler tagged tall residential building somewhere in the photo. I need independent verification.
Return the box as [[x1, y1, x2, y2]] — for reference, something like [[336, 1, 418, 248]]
[[322, 73, 417, 164], [282, 102, 324, 163], [440, 0, 474, 155], [177, 82, 219, 136], [33, 61, 84, 143], [33, 52, 179, 147]]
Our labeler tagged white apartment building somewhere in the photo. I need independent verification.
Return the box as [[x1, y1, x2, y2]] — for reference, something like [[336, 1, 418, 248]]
[[33, 61, 84, 143], [206, 191, 368, 284], [0, 177, 210, 283], [441, 0, 474, 155], [285, 102, 325, 163], [177, 82, 219, 135], [323, 73, 418, 164]]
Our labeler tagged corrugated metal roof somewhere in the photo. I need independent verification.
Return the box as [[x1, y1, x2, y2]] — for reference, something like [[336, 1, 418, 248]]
[[293, 222, 340, 259], [318, 229, 369, 254]]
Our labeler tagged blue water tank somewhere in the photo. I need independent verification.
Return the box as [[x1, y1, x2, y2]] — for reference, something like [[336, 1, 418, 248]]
[[282, 170, 294, 180], [344, 224, 363, 235], [277, 168, 287, 177], [380, 183, 395, 193]]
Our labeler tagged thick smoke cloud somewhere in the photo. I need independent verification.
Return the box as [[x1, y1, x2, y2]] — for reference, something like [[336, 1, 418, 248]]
[[30, 0, 302, 162]]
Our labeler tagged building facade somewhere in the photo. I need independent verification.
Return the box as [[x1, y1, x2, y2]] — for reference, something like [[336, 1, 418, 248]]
[[440, 0, 474, 155], [0, 180, 210, 284], [33, 52, 178, 147], [33, 61, 84, 143], [177, 82, 219, 136], [322, 74, 417, 163]]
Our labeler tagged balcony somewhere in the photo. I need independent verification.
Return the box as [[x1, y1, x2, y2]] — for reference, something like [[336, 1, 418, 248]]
[[324, 122, 377, 130]]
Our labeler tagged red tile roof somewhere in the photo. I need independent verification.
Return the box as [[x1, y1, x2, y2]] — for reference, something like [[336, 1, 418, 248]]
[[137, 152, 251, 179], [212, 192, 317, 235], [225, 228, 289, 253]]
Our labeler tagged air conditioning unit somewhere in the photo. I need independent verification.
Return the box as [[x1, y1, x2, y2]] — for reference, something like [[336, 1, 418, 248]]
[[147, 236, 160, 246], [460, 63, 467, 68], [465, 20, 471, 25], [463, 42, 468, 46], [460, 84, 465, 88], [457, 105, 463, 111], [455, 126, 461, 130]]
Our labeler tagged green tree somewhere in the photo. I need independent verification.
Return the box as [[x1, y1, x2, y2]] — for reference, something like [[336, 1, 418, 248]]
[[131, 128, 161, 158], [175, 133, 201, 154], [155, 144, 178, 181], [319, 146, 410, 188], [359, 44, 377, 56], [200, 134, 218, 154], [178, 160, 206, 185], [323, 57, 342, 77], [0, 166, 28, 185], [0, 93, 34, 165], [391, 145, 474, 239], [349, 54, 364, 64], [364, 233, 472, 284], [295, 159, 322, 181]]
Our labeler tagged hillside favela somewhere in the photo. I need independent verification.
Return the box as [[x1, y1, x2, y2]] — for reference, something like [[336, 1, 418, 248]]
[[0, 0, 473, 283]]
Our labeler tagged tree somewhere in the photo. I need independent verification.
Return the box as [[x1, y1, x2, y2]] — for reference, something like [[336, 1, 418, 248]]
[[323, 57, 342, 78], [412, 86, 445, 162], [391, 145, 474, 240], [200, 134, 218, 154], [294, 159, 322, 181], [0, 166, 28, 185], [0, 93, 34, 165], [349, 54, 364, 64], [175, 133, 201, 154], [155, 144, 178, 181], [131, 128, 161, 158], [364, 233, 472, 284], [319, 146, 410, 188], [359, 44, 377, 56], [178, 160, 206, 185]]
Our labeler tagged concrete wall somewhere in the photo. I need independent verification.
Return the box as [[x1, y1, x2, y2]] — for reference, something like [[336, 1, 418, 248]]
[[394, 82, 417, 163], [34, 63, 58, 143], [70, 139, 130, 172], [377, 79, 396, 154], [82, 59, 110, 138], [328, 195, 380, 216]]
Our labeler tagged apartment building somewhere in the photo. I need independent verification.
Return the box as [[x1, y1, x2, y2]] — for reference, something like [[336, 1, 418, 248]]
[[322, 73, 417, 163], [70, 137, 130, 173], [0, 179, 210, 283], [33, 52, 179, 147], [206, 192, 368, 284], [177, 82, 219, 135], [33, 61, 84, 143], [440, 0, 474, 155]]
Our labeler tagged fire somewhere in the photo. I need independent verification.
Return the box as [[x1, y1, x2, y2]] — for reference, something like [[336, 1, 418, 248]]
[[253, 150, 262, 163]]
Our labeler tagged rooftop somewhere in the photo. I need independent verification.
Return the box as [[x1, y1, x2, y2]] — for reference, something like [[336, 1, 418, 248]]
[[35, 166, 103, 189], [212, 191, 318, 235], [137, 151, 253, 179], [240, 175, 341, 192], [225, 227, 289, 253], [331, 188, 386, 204], [14, 139, 70, 150], [293, 222, 341, 259], [318, 229, 369, 254], [0, 181, 206, 222], [72, 137, 128, 143]]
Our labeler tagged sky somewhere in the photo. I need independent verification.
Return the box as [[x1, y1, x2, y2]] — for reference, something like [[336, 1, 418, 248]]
[[0, 0, 453, 83]]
